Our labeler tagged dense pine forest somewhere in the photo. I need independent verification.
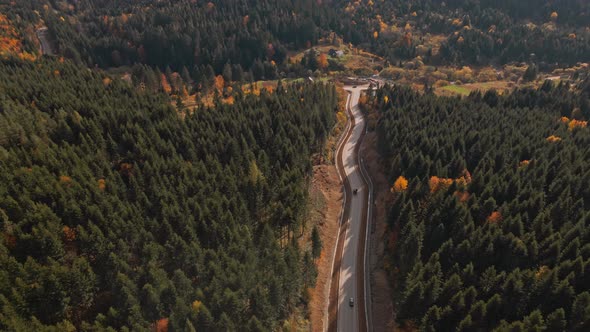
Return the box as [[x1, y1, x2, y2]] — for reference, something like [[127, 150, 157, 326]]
[[0, 57, 337, 331], [370, 82, 590, 330]]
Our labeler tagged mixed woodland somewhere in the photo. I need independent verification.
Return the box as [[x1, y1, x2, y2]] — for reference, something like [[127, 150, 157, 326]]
[[2, 0, 590, 331], [369, 81, 590, 330], [337, 0, 590, 67], [5, 0, 590, 81], [0, 57, 337, 331]]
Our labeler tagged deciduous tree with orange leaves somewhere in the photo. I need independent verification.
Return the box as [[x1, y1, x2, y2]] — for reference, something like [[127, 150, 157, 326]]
[[487, 211, 502, 224], [391, 176, 408, 193], [429, 176, 453, 193], [160, 73, 172, 94], [568, 119, 587, 130], [318, 53, 328, 70], [214, 75, 225, 92]]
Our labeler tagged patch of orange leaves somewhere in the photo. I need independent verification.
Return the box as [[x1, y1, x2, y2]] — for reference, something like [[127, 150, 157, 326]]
[[546, 135, 561, 142], [535, 265, 550, 280], [519, 160, 530, 168], [98, 178, 106, 191], [431, 169, 471, 194], [391, 176, 408, 193], [156, 318, 168, 332], [160, 74, 172, 94], [456, 169, 472, 187], [0, 14, 22, 54], [62, 226, 76, 242], [487, 211, 502, 224], [59, 175, 72, 183], [429, 176, 453, 193], [224, 96, 235, 105], [119, 163, 134, 177], [454, 191, 470, 202], [0, 14, 36, 61], [568, 119, 587, 131], [214, 75, 225, 92]]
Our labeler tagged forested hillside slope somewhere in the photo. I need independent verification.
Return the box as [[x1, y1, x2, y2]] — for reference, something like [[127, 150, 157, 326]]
[[0, 57, 337, 331], [3, 0, 339, 73], [369, 82, 590, 330], [335, 0, 590, 66], [7, 0, 589, 76]]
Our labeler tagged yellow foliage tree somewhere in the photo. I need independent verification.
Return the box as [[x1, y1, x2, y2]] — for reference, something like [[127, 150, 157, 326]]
[[568, 119, 588, 130], [429, 176, 453, 193], [519, 160, 530, 168], [546, 135, 561, 142], [160, 74, 172, 94], [550, 11, 558, 21], [192, 300, 202, 313], [373, 31, 379, 39], [428, 176, 453, 193], [391, 176, 408, 193], [214, 75, 225, 92], [98, 178, 106, 191]]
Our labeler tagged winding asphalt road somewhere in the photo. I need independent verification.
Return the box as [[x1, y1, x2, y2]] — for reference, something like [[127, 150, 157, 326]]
[[328, 85, 371, 332]]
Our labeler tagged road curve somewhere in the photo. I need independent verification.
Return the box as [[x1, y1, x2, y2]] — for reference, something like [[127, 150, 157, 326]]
[[328, 85, 371, 332]]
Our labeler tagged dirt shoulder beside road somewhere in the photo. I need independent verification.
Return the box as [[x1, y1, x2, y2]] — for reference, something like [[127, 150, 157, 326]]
[[360, 131, 397, 331], [309, 86, 349, 332], [309, 164, 344, 332]]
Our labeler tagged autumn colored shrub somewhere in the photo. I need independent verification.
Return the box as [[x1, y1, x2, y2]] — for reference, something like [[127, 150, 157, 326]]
[[429, 176, 453, 193], [391, 176, 408, 193], [487, 211, 502, 223]]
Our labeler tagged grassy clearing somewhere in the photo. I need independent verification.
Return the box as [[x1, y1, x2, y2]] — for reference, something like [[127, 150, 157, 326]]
[[438, 80, 513, 97], [441, 84, 471, 95]]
